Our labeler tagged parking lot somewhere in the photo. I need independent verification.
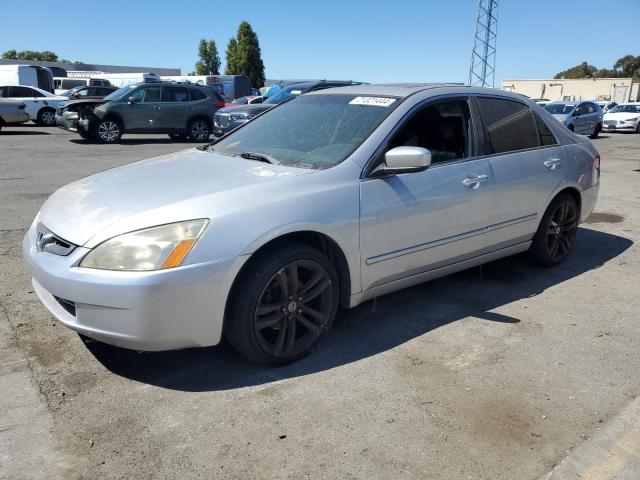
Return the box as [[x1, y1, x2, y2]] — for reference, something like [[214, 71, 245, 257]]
[[1, 125, 639, 479]]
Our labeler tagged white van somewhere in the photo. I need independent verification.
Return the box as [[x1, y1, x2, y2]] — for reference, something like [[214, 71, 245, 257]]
[[160, 75, 251, 102], [0, 65, 54, 93]]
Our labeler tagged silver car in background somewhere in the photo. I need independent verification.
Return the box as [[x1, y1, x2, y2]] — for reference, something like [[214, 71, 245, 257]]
[[24, 85, 600, 365]]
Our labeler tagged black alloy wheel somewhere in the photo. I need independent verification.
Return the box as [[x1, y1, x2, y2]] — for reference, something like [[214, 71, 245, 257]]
[[225, 243, 339, 365], [254, 260, 334, 359], [529, 193, 578, 267]]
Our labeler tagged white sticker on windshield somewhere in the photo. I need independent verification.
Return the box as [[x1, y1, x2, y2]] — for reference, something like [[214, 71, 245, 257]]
[[349, 96, 397, 107]]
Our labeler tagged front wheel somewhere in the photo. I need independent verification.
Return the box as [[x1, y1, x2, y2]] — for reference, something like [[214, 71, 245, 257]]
[[529, 193, 578, 267], [590, 123, 601, 139], [37, 108, 56, 126], [225, 243, 339, 365], [187, 118, 211, 142], [96, 118, 122, 143]]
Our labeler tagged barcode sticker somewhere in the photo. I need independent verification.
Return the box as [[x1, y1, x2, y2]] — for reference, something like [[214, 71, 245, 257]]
[[349, 96, 397, 107]]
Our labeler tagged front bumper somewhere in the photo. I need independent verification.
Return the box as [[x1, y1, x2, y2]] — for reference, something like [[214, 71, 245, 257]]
[[55, 111, 79, 132], [602, 122, 636, 131], [23, 222, 247, 351]]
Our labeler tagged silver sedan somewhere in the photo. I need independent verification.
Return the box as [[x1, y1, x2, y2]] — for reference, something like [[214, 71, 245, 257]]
[[24, 84, 600, 365]]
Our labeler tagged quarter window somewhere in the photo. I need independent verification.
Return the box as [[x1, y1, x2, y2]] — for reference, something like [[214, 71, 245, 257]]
[[534, 114, 557, 146], [190, 89, 206, 101], [387, 99, 471, 164], [476, 97, 540, 153]]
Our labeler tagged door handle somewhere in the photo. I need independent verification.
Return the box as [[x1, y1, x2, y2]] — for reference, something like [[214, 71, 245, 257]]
[[476, 174, 489, 183], [463, 177, 480, 188], [544, 158, 561, 170]]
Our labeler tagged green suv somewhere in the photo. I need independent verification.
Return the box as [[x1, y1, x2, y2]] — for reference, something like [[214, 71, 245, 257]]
[[76, 82, 225, 143]]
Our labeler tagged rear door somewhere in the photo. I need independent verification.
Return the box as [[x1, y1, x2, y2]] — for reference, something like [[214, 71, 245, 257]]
[[158, 85, 191, 131], [475, 97, 565, 249], [8, 86, 43, 119], [360, 96, 493, 291]]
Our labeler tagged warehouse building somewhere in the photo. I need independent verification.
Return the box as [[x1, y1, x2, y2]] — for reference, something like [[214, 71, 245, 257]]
[[0, 59, 180, 77], [501, 77, 639, 104]]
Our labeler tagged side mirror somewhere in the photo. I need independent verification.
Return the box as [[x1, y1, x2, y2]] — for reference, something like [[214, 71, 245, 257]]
[[573, 107, 582, 116], [127, 96, 139, 104], [372, 147, 432, 177]]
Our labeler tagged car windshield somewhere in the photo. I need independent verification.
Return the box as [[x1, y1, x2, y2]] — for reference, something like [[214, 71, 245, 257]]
[[609, 104, 640, 113], [103, 85, 136, 101], [210, 94, 398, 170], [61, 86, 83, 96], [263, 86, 304, 105], [545, 103, 576, 114], [232, 97, 248, 104]]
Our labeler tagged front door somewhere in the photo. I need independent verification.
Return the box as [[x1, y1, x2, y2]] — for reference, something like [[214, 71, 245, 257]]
[[359, 97, 493, 291], [124, 85, 161, 131]]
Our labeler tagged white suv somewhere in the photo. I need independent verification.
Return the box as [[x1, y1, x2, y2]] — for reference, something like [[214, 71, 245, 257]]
[[0, 85, 68, 126]]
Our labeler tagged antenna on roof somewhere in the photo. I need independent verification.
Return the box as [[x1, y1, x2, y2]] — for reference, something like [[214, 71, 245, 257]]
[[468, 0, 499, 88]]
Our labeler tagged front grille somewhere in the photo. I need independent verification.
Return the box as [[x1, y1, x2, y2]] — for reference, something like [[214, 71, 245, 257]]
[[53, 296, 76, 317], [36, 223, 77, 256]]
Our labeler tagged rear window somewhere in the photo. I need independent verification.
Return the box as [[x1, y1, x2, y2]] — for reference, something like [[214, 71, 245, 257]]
[[477, 97, 540, 154]]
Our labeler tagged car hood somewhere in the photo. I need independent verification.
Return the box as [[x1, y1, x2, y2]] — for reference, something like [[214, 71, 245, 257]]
[[551, 113, 571, 123], [604, 112, 640, 120], [61, 99, 107, 108], [38, 148, 312, 247], [217, 104, 274, 116]]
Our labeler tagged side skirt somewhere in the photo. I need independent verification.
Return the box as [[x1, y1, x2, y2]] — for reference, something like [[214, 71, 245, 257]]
[[348, 241, 531, 308]]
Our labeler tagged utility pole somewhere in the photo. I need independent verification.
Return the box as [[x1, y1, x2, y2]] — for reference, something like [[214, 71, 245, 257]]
[[468, 0, 499, 87]]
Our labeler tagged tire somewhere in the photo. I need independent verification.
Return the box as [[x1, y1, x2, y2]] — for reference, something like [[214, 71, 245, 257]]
[[590, 123, 601, 139], [37, 108, 56, 126], [225, 242, 339, 365], [168, 132, 187, 141], [529, 193, 579, 267], [187, 118, 211, 142], [636, 122, 640, 134], [96, 118, 122, 143]]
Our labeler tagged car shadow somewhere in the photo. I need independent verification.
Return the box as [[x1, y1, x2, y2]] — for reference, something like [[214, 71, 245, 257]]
[[68, 138, 196, 145], [86, 227, 632, 392]]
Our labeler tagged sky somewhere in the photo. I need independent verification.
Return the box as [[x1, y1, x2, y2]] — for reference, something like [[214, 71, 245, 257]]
[[1, 0, 639, 85]]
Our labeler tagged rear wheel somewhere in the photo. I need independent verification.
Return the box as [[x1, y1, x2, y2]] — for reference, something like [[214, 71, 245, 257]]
[[529, 193, 578, 267], [37, 108, 56, 126], [590, 123, 601, 139], [225, 243, 339, 365], [96, 118, 122, 143], [188, 118, 211, 142]]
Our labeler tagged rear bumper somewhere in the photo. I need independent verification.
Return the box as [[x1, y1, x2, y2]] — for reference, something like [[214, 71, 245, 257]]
[[1, 112, 29, 124], [23, 221, 247, 351], [580, 184, 599, 223]]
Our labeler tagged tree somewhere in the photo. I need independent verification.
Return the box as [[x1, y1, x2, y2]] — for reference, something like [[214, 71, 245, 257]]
[[2, 49, 17, 59], [613, 55, 640, 78], [224, 38, 238, 75], [224, 22, 265, 88], [195, 39, 221, 75], [554, 62, 598, 79]]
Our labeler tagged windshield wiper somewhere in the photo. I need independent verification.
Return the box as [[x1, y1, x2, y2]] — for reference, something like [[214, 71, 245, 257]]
[[237, 152, 280, 165]]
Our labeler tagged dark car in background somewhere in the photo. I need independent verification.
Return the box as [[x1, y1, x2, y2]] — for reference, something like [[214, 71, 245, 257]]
[[74, 82, 226, 143], [61, 85, 118, 99], [213, 81, 359, 136]]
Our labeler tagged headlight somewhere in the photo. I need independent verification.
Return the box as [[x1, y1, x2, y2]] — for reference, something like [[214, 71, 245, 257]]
[[80, 219, 209, 271], [624, 118, 637, 122], [231, 112, 253, 121]]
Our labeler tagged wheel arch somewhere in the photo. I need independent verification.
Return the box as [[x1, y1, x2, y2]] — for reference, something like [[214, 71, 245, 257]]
[[227, 229, 353, 315], [99, 111, 126, 132], [544, 186, 583, 222], [187, 113, 212, 129]]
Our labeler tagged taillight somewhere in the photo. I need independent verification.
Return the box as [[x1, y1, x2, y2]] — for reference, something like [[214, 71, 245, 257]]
[[215, 99, 225, 108], [594, 154, 601, 169]]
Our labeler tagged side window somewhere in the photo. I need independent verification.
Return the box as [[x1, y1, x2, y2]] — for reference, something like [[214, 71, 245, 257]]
[[0, 86, 9, 97], [12, 87, 39, 98], [77, 88, 91, 97], [387, 99, 471, 164], [190, 89, 206, 101], [586, 103, 596, 113], [534, 114, 557, 146], [129, 87, 161, 103], [476, 97, 540, 153], [161, 86, 189, 102]]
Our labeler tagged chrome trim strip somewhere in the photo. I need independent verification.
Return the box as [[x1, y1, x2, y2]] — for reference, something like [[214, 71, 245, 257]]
[[365, 213, 537, 265]]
